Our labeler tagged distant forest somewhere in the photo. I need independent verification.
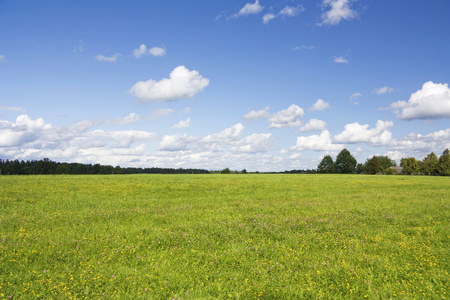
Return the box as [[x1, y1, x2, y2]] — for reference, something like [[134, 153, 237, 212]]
[[0, 158, 210, 175]]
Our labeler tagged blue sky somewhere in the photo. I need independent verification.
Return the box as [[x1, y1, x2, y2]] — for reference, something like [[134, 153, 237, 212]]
[[1, 0, 449, 171]]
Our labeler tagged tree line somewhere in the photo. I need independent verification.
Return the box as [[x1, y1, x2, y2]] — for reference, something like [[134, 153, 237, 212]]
[[317, 148, 450, 176], [0, 158, 209, 175]]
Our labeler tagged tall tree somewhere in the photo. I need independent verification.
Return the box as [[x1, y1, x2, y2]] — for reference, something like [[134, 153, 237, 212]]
[[317, 155, 335, 173], [438, 149, 450, 176], [335, 149, 357, 174], [421, 152, 439, 175], [375, 155, 397, 170], [400, 157, 419, 175], [365, 156, 382, 174]]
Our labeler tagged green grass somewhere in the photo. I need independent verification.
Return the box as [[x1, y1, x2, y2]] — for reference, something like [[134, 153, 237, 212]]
[[0, 174, 449, 299]]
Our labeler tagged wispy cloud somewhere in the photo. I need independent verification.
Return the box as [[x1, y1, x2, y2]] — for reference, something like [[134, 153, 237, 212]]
[[292, 45, 315, 51], [373, 86, 394, 95], [230, 0, 264, 19], [95, 53, 120, 63], [333, 56, 348, 63], [0, 54, 5, 62], [263, 5, 305, 24]]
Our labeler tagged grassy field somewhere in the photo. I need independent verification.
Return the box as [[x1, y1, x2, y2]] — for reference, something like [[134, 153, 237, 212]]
[[0, 174, 448, 299]]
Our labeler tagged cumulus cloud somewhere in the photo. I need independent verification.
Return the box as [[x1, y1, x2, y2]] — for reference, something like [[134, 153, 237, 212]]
[[389, 81, 450, 120], [159, 133, 198, 151], [95, 53, 120, 63], [204, 123, 244, 143], [319, 0, 357, 26], [133, 44, 166, 58], [309, 99, 330, 111], [300, 119, 327, 132], [244, 106, 270, 120], [334, 120, 394, 145], [289, 130, 344, 152], [173, 117, 191, 128], [231, 133, 272, 153], [374, 86, 394, 95], [268, 104, 304, 128], [129, 66, 209, 102]]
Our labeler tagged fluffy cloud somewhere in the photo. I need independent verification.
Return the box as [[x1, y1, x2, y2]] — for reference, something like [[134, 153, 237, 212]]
[[133, 44, 166, 58], [95, 53, 120, 63], [173, 118, 191, 129], [268, 104, 304, 128], [350, 92, 362, 99], [262, 13, 276, 24], [374, 86, 394, 95], [289, 130, 344, 152], [244, 106, 270, 120], [334, 120, 393, 145], [390, 129, 450, 153], [319, 0, 357, 26], [389, 81, 450, 120], [204, 123, 244, 143], [309, 99, 330, 111], [300, 119, 327, 132], [129, 66, 209, 102], [231, 133, 271, 153], [159, 133, 198, 151]]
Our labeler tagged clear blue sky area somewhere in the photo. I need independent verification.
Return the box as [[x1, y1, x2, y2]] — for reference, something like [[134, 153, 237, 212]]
[[1, 0, 449, 171]]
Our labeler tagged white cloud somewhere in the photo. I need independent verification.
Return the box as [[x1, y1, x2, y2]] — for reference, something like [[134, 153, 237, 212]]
[[279, 5, 304, 17], [300, 119, 327, 132], [333, 56, 348, 63], [263, 13, 276, 24], [0, 54, 5, 62], [204, 123, 244, 143], [389, 81, 450, 120], [289, 130, 344, 152], [234, 0, 264, 17], [159, 133, 198, 151], [268, 104, 304, 128], [133, 44, 166, 58], [374, 86, 394, 95], [132, 44, 148, 58], [0, 105, 23, 111], [319, 0, 357, 26], [309, 99, 330, 111], [149, 108, 175, 120], [129, 66, 209, 102], [244, 106, 270, 120], [292, 45, 314, 51], [95, 53, 120, 63], [351, 92, 362, 99], [149, 47, 166, 57], [263, 5, 304, 24], [173, 117, 191, 129], [231, 133, 272, 153], [334, 120, 394, 145], [108, 113, 141, 125]]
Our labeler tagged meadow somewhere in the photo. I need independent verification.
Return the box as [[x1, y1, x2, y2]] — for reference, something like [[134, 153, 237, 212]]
[[0, 174, 448, 299]]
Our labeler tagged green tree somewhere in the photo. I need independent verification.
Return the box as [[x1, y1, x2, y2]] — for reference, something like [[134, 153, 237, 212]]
[[375, 155, 397, 170], [365, 156, 382, 174], [420, 152, 439, 175], [400, 157, 419, 175], [335, 149, 357, 174], [438, 149, 450, 176], [317, 155, 335, 173]]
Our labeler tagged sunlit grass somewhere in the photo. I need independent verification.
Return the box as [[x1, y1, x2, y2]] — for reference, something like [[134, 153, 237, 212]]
[[1, 174, 448, 299]]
